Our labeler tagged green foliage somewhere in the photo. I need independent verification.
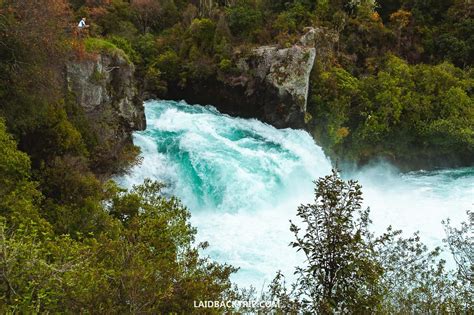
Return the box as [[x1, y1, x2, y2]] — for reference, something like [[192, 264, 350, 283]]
[[218, 58, 233, 72], [423, 2, 474, 67], [1, 2, 239, 312], [309, 55, 474, 168], [67, 0, 473, 107], [144, 64, 168, 96], [21, 103, 88, 166], [151, 0, 180, 32], [108, 35, 141, 64], [133, 33, 159, 65], [39, 156, 113, 236], [0, 0, 70, 136], [443, 212, 474, 289], [189, 18, 216, 53], [0, 119, 33, 193], [309, 64, 358, 150], [84, 37, 131, 63], [272, 2, 314, 34], [0, 120, 45, 229], [0, 219, 86, 312], [90, 0, 138, 38], [288, 170, 383, 312], [154, 50, 181, 82], [0, 177, 236, 313], [2, 0, 474, 311], [376, 230, 468, 313], [226, 0, 263, 40], [85, 179, 237, 313]]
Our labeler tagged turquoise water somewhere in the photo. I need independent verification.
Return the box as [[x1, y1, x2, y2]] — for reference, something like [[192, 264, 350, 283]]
[[119, 100, 474, 287]]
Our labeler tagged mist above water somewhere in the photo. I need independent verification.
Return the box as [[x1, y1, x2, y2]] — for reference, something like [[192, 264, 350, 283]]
[[119, 100, 473, 288]]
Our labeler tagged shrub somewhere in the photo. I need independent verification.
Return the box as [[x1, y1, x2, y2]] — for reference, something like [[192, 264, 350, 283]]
[[84, 37, 131, 63], [226, 1, 263, 40], [108, 35, 141, 64], [154, 50, 181, 81]]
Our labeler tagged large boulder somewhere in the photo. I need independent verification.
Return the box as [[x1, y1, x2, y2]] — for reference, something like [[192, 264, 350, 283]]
[[234, 43, 316, 128]]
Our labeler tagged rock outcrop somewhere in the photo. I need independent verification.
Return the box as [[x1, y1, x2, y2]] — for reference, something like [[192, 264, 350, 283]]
[[233, 43, 316, 128], [66, 53, 145, 172], [167, 28, 318, 129]]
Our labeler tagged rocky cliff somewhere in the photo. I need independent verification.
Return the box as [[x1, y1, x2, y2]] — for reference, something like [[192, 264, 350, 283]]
[[167, 29, 318, 129], [232, 43, 316, 128], [66, 53, 146, 173]]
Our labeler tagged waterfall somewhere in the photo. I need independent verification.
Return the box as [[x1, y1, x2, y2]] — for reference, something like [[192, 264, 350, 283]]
[[119, 100, 474, 287]]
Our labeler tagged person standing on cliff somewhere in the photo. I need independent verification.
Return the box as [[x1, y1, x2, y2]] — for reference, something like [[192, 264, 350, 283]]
[[77, 17, 89, 37], [78, 17, 89, 29]]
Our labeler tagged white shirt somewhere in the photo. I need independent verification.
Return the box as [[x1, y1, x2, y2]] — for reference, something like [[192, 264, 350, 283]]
[[78, 20, 86, 28]]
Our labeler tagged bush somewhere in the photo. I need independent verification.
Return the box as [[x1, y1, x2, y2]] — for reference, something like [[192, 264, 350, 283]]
[[0, 179, 237, 313], [84, 37, 131, 63], [154, 50, 181, 81], [108, 35, 141, 64], [272, 2, 314, 34], [189, 18, 216, 53], [145, 64, 168, 97], [218, 58, 232, 72], [226, 1, 263, 40]]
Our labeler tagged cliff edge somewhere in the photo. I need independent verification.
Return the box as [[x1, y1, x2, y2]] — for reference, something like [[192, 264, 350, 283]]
[[66, 52, 146, 173], [232, 42, 315, 128], [167, 28, 318, 129]]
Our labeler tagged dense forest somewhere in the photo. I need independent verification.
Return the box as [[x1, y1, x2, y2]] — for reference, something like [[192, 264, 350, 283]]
[[0, 0, 473, 313]]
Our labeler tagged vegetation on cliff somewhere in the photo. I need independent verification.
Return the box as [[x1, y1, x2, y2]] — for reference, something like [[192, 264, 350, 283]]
[[83, 37, 131, 62], [310, 56, 473, 168], [64, 0, 473, 169]]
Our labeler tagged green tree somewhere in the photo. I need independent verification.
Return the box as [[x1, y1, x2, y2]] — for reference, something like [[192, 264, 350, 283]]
[[0, 119, 45, 229], [226, 0, 263, 39], [0, 218, 89, 312], [308, 64, 359, 153], [131, 0, 163, 33], [376, 230, 466, 313], [99, 179, 237, 313], [272, 2, 314, 35], [0, 0, 71, 136], [443, 212, 474, 293], [189, 18, 216, 53], [154, 49, 182, 82], [309, 55, 474, 169], [286, 170, 384, 313]]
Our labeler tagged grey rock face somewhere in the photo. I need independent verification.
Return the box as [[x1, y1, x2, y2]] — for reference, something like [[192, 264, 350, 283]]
[[233, 32, 316, 128], [66, 54, 145, 130], [66, 53, 145, 171], [167, 28, 319, 129]]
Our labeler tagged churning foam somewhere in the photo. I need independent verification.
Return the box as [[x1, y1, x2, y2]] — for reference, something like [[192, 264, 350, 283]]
[[119, 100, 474, 288]]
